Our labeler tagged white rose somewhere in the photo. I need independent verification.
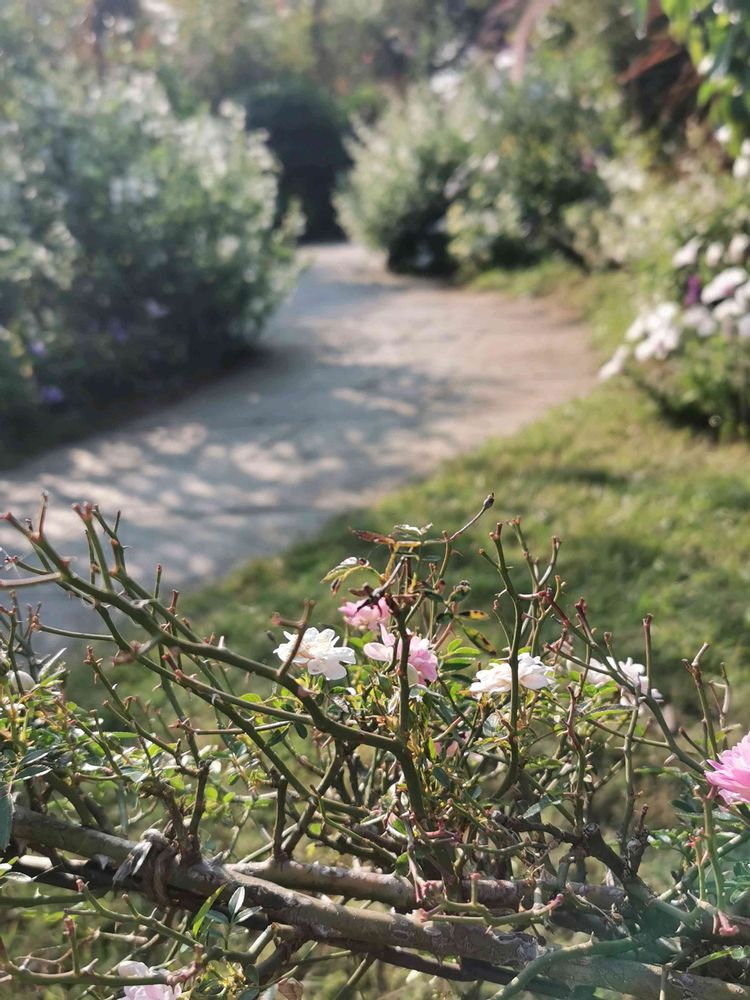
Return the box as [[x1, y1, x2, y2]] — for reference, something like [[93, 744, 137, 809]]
[[274, 627, 356, 681]]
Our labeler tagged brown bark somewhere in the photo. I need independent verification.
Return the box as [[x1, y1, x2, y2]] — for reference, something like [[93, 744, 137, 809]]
[[9, 807, 750, 999]]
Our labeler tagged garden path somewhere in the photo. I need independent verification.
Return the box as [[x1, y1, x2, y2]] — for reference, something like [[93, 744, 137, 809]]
[[0, 243, 595, 638]]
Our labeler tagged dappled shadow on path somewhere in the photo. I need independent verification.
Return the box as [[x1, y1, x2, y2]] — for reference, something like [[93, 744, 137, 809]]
[[0, 243, 595, 639]]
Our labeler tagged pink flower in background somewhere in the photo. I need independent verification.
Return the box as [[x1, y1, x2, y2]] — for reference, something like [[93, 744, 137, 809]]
[[364, 626, 438, 684], [339, 597, 391, 630], [706, 733, 750, 804], [116, 962, 181, 1000]]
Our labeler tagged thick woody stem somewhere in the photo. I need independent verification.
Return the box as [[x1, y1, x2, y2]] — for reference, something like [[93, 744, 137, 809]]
[[10, 806, 750, 1000], [9, 807, 537, 969]]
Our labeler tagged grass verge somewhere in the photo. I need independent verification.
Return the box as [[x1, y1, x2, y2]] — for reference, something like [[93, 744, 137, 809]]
[[186, 382, 750, 711]]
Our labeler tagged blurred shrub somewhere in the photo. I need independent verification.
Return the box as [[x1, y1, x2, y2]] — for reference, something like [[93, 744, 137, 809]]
[[641, 0, 750, 149], [563, 142, 730, 278], [446, 72, 609, 274], [243, 76, 351, 241], [337, 70, 609, 275], [335, 87, 470, 274], [0, 69, 299, 450], [599, 184, 750, 437]]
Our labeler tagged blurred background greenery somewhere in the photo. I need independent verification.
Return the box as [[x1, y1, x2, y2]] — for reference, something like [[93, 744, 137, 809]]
[[4, 0, 750, 763], [4, 3, 750, 994]]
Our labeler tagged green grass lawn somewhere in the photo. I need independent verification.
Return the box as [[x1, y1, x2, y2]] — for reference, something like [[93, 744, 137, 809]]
[[186, 382, 750, 712], [20, 263, 750, 1000]]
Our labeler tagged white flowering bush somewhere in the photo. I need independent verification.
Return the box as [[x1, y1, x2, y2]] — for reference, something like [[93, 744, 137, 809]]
[[0, 68, 299, 449], [445, 70, 609, 274], [338, 67, 609, 277], [4, 496, 750, 998], [600, 199, 750, 436], [335, 86, 470, 274]]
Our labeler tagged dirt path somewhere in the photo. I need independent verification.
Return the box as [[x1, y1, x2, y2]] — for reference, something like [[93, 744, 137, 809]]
[[0, 244, 595, 636]]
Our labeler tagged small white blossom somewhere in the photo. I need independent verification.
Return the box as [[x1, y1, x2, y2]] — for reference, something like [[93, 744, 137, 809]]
[[116, 961, 181, 1000], [598, 345, 628, 380], [217, 235, 241, 260], [588, 657, 662, 706], [3, 669, 34, 692], [470, 652, 553, 698], [672, 236, 702, 269], [702, 267, 748, 304], [714, 296, 744, 323], [274, 627, 355, 681], [705, 242, 725, 269], [716, 124, 732, 145], [625, 316, 647, 342], [494, 49, 517, 73], [634, 324, 681, 361], [682, 306, 717, 338], [430, 69, 463, 102], [728, 233, 750, 263], [652, 302, 679, 324]]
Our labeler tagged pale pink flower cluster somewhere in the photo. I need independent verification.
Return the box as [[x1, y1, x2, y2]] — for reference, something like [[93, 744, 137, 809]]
[[470, 653, 553, 698], [116, 962, 181, 1000], [706, 733, 750, 804], [338, 597, 391, 630], [600, 235, 750, 380], [363, 626, 438, 685], [587, 656, 662, 706], [274, 627, 356, 681]]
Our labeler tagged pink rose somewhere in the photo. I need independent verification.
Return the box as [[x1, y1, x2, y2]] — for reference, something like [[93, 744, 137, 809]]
[[706, 732, 750, 804], [364, 626, 438, 684], [339, 597, 391, 630], [116, 962, 181, 1000]]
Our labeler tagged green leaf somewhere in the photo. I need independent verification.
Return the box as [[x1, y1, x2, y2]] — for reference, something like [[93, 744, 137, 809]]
[[15, 763, 52, 781], [228, 885, 245, 921], [321, 556, 371, 586], [0, 790, 13, 850], [191, 885, 225, 937], [687, 948, 733, 970], [394, 852, 409, 875], [19, 749, 52, 767], [432, 765, 452, 789], [392, 523, 432, 538], [461, 624, 497, 655], [671, 797, 701, 815], [523, 796, 550, 820]]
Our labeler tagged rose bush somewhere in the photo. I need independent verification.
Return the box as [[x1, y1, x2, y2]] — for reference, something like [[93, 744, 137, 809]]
[[2, 496, 750, 998]]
